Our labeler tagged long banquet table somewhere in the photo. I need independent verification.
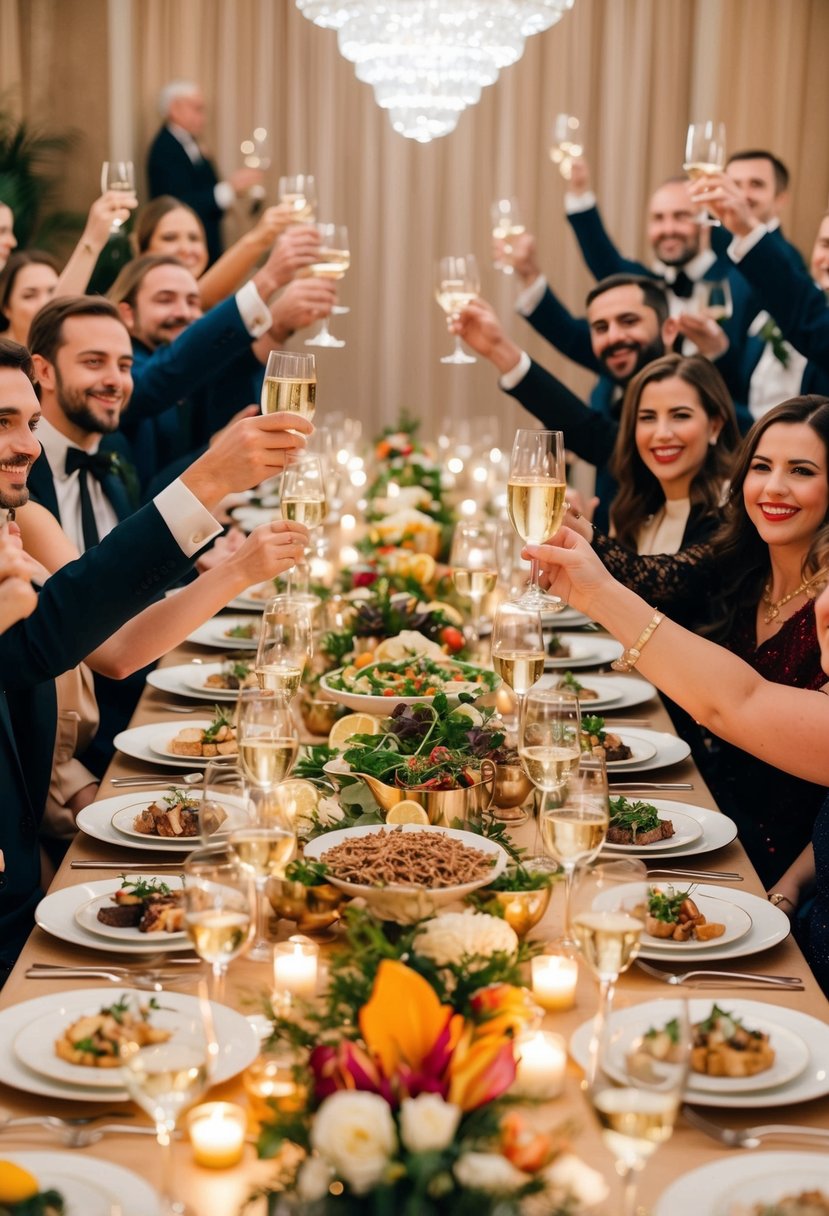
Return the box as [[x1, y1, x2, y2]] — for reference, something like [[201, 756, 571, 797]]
[[2, 639, 828, 1215]]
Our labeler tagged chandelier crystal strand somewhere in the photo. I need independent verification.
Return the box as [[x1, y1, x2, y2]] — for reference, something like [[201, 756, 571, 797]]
[[296, 0, 575, 142]]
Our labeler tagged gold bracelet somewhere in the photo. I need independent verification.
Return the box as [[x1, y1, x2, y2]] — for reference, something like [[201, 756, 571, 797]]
[[611, 610, 664, 672]]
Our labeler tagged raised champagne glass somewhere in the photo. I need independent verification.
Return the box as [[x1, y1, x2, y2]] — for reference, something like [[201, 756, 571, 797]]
[[435, 254, 479, 364], [519, 687, 581, 869], [260, 350, 316, 422], [100, 160, 135, 230], [183, 843, 255, 1002], [278, 455, 326, 595], [491, 197, 525, 275], [305, 222, 350, 348], [539, 754, 609, 945], [683, 120, 726, 226], [278, 173, 317, 223], [450, 520, 497, 657], [549, 113, 583, 180], [507, 428, 566, 609]]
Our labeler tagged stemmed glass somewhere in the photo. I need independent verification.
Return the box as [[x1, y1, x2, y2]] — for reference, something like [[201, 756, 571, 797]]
[[261, 350, 316, 421], [519, 688, 582, 868], [119, 985, 215, 1215], [278, 457, 326, 596], [549, 114, 583, 179], [570, 857, 648, 1026], [241, 127, 270, 202], [450, 521, 497, 657], [236, 687, 300, 784], [683, 121, 727, 226], [305, 222, 350, 347], [278, 173, 317, 223], [507, 428, 566, 609], [100, 160, 135, 230], [491, 198, 525, 274], [690, 277, 733, 321], [586, 998, 691, 1216], [490, 601, 546, 729], [435, 254, 480, 364], [183, 843, 255, 1002], [539, 754, 609, 945]]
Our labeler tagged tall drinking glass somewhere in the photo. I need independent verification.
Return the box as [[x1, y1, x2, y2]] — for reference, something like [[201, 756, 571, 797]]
[[683, 121, 726, 226], [570, 857, 648, 1026], [101, 160, 136, 229], [435, 255, 479, 364], [539, 754, 609, 945], [519, 687, 581, 868], [549, 114, 583, 179], [278, 174, 316, 223], [450, 521, 497, 656], [507, 428, 566, 609], [260, 350, 316, 421], [305, 222, 350, 347], [255, 596, 314, 700], [491, 197, 525, 274], [183, 843, 255, 1002], [490, 601, 546, 728]]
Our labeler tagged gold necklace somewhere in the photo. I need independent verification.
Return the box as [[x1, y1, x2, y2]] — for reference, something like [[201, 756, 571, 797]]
[[762, 572, 822, 624]]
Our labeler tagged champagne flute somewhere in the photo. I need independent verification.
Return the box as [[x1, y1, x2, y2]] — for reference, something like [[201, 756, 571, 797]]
[[539, 754, 609, 945], [570, 857, 648, 1025], [235, 687, 300, 783], [231, 781, 297, 962], [119, 987, 215, 1216], [490, 601, 546, 729], [435, 254, 479, 364], [279, 454, 326, 596], [183, 843, 255, 1002], [278, 173, 317, 223], [519, 687, 581, 868], [507, 428, 566, 609], [586, 998, 691, 1216], [683, 120, 726, 226], [261, 350, 316, 421], [549, 113, 583, 179], [450, 521, 497, 657], [241, 126, 270, 203], [198, 756, 244, 844], [100, 160, 135, 230], [305, 222, 350, 348], [491, 197, 525, 275]]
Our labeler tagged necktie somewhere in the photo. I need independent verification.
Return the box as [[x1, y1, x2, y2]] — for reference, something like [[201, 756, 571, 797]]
[[671, 270, 695, 299], [65, 448, 115, 550]]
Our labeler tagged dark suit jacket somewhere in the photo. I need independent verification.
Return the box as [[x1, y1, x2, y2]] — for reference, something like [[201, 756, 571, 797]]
[[0, 502, 193, 963], [147, 125, 224, 263]]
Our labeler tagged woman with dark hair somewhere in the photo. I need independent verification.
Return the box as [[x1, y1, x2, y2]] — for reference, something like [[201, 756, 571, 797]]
[[561, 394, 829, 886], [607, 353, 739, 554], [0, 251, 60, 344]]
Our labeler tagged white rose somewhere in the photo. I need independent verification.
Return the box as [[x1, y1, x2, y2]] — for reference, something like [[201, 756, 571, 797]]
[[311, 1090, 397, 1195], [296, 1155, 333, 1202], [415, 911, 519, 969], [541, 1153, 609, 1209], [399, 1094, 461, 1154], [316, 795, 345, 826], [454, 1151, 529, 1194]]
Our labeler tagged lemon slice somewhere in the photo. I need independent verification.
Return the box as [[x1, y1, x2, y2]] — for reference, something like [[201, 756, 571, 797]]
[[0, 1161, 39, 1204], [386, 800, 430, 825], [406, 553, 436, 584], [423, 600, 464, 626], [267, 779, 320, 824], [328, 712, 383, 750]]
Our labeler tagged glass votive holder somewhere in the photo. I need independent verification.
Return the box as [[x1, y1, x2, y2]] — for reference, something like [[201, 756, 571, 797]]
[[512, 1030, 567, 1100], [187, 1101, 246, 1168], [243, 1046, 309, 1124], [531, 950, 579, 1012], [273, 934, 319, 1005]]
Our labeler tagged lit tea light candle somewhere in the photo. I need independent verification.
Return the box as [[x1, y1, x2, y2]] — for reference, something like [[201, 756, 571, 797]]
[[188, 1102, 246, 1168], [243, 1052, 307, 1122], [512, 1030, 567, 1100], [273, 934, 319, 998], [531, 953, 579, 1012]]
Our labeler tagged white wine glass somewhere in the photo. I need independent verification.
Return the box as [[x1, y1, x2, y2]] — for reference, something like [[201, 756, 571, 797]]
[[690, 277, 733, 321], [261, 350, 316, 421], [279, 455, 325, 593], [450, 520, 497, 657], [119, 986, 215, 1216], [278, 173, 317, 223], [490, 601, 546, 729], [101, 160, 135, 230], [231, 781, 297, 962], [235, 687, 300, 784], [491, 197, 525, 275], [519, 687, 581, 869], [586, 998, 691, 1216], [549, 113, 583, 179], [305, 222, 350, 348], [183, 843, 256, 1002], [683, 120, 726, 226], [507, 428, 566, 609], [435, 254, 480, 364], [570, 857, 648, 1026], [539, 754, 609, 946], [199, 756, 243, 845]]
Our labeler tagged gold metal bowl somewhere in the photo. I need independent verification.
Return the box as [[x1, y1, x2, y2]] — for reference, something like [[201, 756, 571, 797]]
[[487, 887, 553, 938], [267, 877, 347, 934], [491, 762, 534, 812], [355, 759, 496, 828]]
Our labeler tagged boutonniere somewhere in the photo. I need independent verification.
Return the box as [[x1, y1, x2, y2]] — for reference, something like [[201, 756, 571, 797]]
[[759, 317, 790, 369], [107, 451, 141, 508]]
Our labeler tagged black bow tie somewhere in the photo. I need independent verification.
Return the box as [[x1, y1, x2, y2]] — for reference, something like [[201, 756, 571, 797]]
[[670, 270, 695, 299], [65, 448, 116, 480]]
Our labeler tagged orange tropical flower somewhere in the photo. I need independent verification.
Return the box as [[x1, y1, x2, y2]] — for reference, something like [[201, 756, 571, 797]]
[[447, 1026, 516, 1112], [469, 983, 539, 1041]]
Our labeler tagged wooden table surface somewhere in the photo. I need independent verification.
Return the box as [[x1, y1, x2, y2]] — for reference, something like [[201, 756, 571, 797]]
[[2, 641, 827, 1215]]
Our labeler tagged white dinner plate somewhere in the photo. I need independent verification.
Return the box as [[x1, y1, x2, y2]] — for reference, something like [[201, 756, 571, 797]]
[[186, 614, 260, 649], [654, 1152, 829, 1215], [544, 633, 624, 669], [149, 721, 237, 763], [147, 662, 253, 702], [603, 807, 703, 853], [110, 794, 246, 849], [0, 987, 258, 1102], [537, 672, 658, 712], [604, 728, 691, 774], [113, 721, 228, 769], [602, 799, 737, 859], [74, 887, 187, 944], [603, 732, 659, 768], [3, 1152, 160, 1216], [538, 673, 625, 711], [635, 883, 789, 962], [77, 791, 232, 853], [228, 580, 278, 611], [641, 892, 752, 952], [36, 879, 188, 955], [571, 1000, 829, 1109]]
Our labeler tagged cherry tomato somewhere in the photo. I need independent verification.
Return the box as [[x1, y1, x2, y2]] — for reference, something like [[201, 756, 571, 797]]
[[440, 626, 465, 653]]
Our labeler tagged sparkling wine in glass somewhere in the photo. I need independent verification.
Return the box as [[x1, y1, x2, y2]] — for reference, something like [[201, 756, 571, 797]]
[[683, 121, 726, 226], [490, 601, 546, 724], [540, 754, 609, 945], [261, 350, 316, 421], [450, 520, 497, 657], [435, 254, 479, 364], [236, 687, 300, 782], [279, 455, 326, 596], [586, 997, 691, 1216], [278, 173, 317, 223], [491, 197, 526, 275], [305, 222, 350, 347], [549, 113, 583, 180], [570, 857, 648, 1026], [507, 428, 566, 610], [519, 687, 581, 869], [183, 843, 255, 1002], [100, 160, 135, 230]]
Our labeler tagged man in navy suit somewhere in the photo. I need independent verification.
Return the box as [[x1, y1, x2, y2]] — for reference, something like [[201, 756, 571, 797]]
[[146, 81, 263, 264]]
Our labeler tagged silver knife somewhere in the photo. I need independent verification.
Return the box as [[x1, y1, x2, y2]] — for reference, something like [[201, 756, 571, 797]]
[[608, 782, 695, 791], [70, 861, 188, 870]]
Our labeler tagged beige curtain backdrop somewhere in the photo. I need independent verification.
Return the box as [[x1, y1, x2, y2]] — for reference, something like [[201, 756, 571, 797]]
[[3, 0, 828, 445]]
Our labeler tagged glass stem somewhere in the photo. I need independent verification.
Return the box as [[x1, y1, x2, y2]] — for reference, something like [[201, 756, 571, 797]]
[[212, 962, 225, 1004], [453, 334, 465, 358], [318, 316, 331, 338], [157, 1119, 184, 1215], [562, 861, 575, 940], [528, 554, 541, 594], [255, 880, 270, 948], [620, 1166, 639, 1216]]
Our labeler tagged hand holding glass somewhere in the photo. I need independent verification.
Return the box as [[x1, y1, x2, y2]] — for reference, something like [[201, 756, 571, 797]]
[[491, 198, 525, 275], [101, 161, 135, 230], [261, 350, 316, 421], [278, 174, 316, 223], [549, 114, 583, 179], [305, 222, 350, 348], [683, 121, 726, 226], [435, 255, 479, 364]]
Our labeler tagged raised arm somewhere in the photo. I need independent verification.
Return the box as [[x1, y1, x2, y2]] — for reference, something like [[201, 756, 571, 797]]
[[55, 191, 139, 296], [198, 204, 291, 309]]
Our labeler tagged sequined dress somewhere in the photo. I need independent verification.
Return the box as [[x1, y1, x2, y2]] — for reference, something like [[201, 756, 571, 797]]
[[805, 795, 829, 996]]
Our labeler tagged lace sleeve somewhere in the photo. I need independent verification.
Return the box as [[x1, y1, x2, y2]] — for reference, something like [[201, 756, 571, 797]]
[[592, 533, 716, 625]]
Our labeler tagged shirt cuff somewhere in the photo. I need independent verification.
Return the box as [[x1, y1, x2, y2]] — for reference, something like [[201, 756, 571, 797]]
[[727, 223, 769, 263], [499, 350, 532, 390], [516, 275, 548, 317], [235, 280, 273, 337], [214, 181, 236, 211], [564, 191, 597, 215], [153, 480, 223, 557]]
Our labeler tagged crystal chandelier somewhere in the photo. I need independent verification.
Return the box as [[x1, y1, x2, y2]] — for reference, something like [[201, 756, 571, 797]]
[[296, 0, 575, 142]]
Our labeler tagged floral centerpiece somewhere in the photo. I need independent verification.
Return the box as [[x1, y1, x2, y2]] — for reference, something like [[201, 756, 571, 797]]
[[251, 907, 605, 1214], [362, 415, 455, 561]]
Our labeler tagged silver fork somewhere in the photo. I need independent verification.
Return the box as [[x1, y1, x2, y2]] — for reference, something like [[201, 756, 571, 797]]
[[682, 1105, 829, 1148], [25, 967, 193, 990], [635, 958, 804, 989], [0, 1114, 175, 1148]]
